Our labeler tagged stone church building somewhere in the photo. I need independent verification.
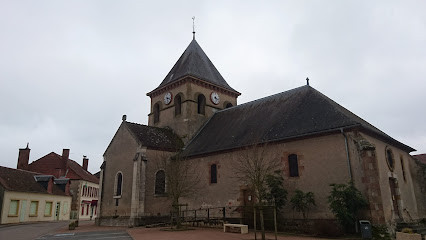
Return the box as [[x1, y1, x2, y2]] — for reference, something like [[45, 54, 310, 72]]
[[97, 37, 422, 228]]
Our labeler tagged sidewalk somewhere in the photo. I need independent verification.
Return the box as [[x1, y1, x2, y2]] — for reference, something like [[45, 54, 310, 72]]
[[56, 220, 127, 233]]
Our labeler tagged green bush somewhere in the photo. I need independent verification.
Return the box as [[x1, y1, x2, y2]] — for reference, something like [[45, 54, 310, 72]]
[[327, 182, 368, 232], [290, 190, 316, 220], [371, 225, 391, 240], [68, 221, 76, 230]]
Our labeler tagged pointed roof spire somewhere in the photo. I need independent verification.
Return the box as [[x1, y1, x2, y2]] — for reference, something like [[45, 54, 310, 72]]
[[148, 38, 239, 96], [192, 16, 196, 40]]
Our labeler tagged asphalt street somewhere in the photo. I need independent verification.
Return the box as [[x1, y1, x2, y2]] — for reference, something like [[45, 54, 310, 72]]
[[0, 221, 69, 240]]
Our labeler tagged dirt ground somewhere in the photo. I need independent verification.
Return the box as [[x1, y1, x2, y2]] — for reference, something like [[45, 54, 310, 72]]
[[59, 221, 354, 240]]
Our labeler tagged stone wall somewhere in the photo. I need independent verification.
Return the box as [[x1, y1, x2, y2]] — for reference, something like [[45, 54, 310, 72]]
[[148, 78, 238, 143]]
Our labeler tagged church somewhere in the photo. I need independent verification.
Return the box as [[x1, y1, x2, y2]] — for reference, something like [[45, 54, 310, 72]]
[[96, 35, 422, 230]]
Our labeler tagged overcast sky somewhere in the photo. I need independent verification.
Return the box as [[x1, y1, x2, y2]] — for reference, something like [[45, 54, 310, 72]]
[[1, 0, 425, 174]]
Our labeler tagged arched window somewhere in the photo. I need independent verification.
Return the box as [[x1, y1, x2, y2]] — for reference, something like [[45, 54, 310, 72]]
[[400, 157, 406, 182], [197, 94, 206, 115], [115, 172, 123, 196], [386, 147, 394, 171], [175, 95, 182, 116], [153, 103, 160, 123], [210, 164, 217, 184], [288, 154, 299, 177], [155, 170, 165, 195], [225, 102, 233, 108]]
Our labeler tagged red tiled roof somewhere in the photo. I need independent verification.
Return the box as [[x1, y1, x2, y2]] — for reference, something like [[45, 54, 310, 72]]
[[0, 166, 68, 196], [28, 152, 98, 184], [413, 154, 426, 165]]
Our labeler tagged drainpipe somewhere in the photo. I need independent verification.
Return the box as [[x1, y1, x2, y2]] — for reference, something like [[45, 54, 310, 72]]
[[341, 128, 353, 182]]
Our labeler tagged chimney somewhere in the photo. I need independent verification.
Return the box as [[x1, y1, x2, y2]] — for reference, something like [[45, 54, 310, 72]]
[[62, 149, 70, 172], [65, 180, 71, 196], [47, 177, 53, 194], [17, 144, 31, 170], [82, 156, 89, 171]]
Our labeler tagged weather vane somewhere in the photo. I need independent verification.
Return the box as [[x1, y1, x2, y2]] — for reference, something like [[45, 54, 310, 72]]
[[192, 16, 196, 40]]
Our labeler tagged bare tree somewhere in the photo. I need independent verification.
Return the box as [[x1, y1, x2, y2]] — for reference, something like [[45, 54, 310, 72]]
[[161, 154, 201, 229], [234, 143, 282, 240]]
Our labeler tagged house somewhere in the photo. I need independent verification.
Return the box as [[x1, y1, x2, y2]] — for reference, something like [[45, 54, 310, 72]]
[[17, 146, 99, 220], [0, 166, 71, 224], [97, 36, 421, 229]]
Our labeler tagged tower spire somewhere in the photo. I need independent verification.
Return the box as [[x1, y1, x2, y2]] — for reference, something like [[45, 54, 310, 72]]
[[192, 16, 196, 40]]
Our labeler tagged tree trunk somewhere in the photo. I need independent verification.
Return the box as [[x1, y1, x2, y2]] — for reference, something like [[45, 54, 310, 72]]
[[254, 206, 257, 240], [173, 199, 181, 229], [273, 206, 277, 240], [260, 206, 265, 240]]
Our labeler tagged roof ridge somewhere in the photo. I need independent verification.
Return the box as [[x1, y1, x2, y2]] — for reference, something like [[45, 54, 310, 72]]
[[0, 165, 45, 175], [217, 85, 308, 113]]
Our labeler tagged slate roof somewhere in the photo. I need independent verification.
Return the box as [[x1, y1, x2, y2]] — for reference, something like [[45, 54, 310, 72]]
[[182, 85, 415, 157], [28, 152, 99, 184], [150, 39, 239, 94], [0, 166, 68, 196], [124, 121, 183, 151], [413, 154, 426, 165]]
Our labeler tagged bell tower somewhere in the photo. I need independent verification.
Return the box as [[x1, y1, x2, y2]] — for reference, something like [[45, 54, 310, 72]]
[[146, 39, 240, 143]]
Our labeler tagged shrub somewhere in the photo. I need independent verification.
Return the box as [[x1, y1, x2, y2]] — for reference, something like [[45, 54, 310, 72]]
[[68, 221, 76, 230], [327, 182, 368, 232], [401, 228, 413, 234], [290, 189, 316, 219], [372, 225, 391, 240]]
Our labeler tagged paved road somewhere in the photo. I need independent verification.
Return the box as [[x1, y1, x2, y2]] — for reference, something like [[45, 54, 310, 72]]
[[0, 221, 69, 240], [37, 230, 132, 240]]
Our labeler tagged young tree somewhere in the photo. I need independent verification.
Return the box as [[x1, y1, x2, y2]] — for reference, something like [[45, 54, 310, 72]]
[[290, 189, 316, 220], [327, 182, 368, 232], [161, 154, 201, 229], [234, 143, 282, 240], [265, 171, 288, 210]]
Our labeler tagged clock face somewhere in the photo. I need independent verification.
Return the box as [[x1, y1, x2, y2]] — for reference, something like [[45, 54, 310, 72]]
[[163, 92, 172, 105], [210, 92, 220, 105]]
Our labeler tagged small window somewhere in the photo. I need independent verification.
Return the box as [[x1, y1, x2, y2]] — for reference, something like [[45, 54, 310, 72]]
[[400, 157, 406, 182], [154, 103, 160, 123], [115, 172, 123, 196], [44, 201, 53, 216], [225, 103, 233, 108], [175, 95, 182, 116], [81, 204, 84, 215], [155, 170, 166, 195], [210, 164, 217, 184], [386, 147, 395, 171], [8, 200, 19, 216], [197, 94, 206, 115], [30, 201, 39, 216], [288, 154, 299, 177]]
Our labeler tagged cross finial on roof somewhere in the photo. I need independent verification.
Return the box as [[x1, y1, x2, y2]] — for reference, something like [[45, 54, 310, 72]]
[[192, 16, 196, 40], [306, 77, 310, 86]]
